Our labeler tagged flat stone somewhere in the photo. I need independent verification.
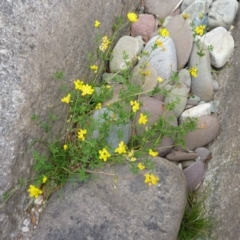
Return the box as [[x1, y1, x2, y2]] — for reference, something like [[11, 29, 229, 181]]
[[182, 0, 213, 22], [33, 157, 187, 240], [139, 35, 177, 81], [166, 15, 193, 69], [189, 42, 214, 102], [144, 0, 183, 19], [183, 161, 205, 191], [92, 108, 131, 150], [181, 160, 195, 168], [109, 36, 144, 72], [180, 103, 212, 122], [164, 69, 191, 118], [166, 151, 199, 161], [130, 14, 157, 42], [186, 99, 199, 106], [130, 62, 158, 94], [213, 80, 220, 92], [194, 147, 210, 162], [176, 115, 220, 151], [201, 27, 235, 68], [208, 0, 239, 30]]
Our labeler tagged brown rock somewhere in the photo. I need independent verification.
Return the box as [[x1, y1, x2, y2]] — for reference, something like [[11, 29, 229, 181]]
[[166, 151, 199, 161]]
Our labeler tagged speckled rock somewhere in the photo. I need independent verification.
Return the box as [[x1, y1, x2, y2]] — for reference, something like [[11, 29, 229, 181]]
[[109, 36, 144, 72], [130, 14, 157, 42], [189, 43, 214, 102], [166, 15, 193, 69], [144, 0, 183, 19], [208, 0, 239, 30], [182, 0, 213, 22], [33, 157, 187, 240], [180, 103, 212, 122], [166, 151, 199, 161], [195, 147, 210, 162], [183, 161, 205, 191], [200, 27, 235, 68], [130, 62, 158, 94], [176, 115, 220, 151], [164, 69, 191, 118], [139, 35, 177, 81]]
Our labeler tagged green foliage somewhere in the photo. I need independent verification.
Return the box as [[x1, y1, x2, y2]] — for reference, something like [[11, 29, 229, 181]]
[[178, 191, 213, 240], [53, 70, 65, 79]]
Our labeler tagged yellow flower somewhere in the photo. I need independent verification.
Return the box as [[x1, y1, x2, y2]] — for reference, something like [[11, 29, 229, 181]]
[[144, 173, 160, 186], [138, 113, 148, 125], [138, 162, 145, 170], [188, 67, 198, 78], [61, 93, 71, 104], [94, 20, 101, 28], [155, 39, 164, 48], [159, 28, 169, 37], [95, 103, 102, 110], [127, 12, 138, 22], [80, 84, 94, 96], [106, 85, 111, 89], [115, 141, 127, 154], [99, 148, 111, 161], [127, 150, 137, 162], [63, 144, 68, 151], [182, 13, 190, 19], [157, 76, 163, 83], [130, 100, 140, 113], [42, 176, 47, 184], [194, 25, 206, 36], [149, 149, 158, 157], [74, 79, 84, 90], [140, 70, 151, 76], [90, 65, 98, 73], [99, 36, 111, 52], [78, 129, 87, 141], [28, 185, 42, 198]]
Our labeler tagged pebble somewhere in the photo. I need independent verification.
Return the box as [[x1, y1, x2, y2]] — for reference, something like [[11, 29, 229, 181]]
[[200, 27, 235, 68], [195, 147, 210, 162], [130, 14, 157, 42], [180, 103, 212, 122], [144, 0, 183, 19], [109, 36, 144, 72], [181, 160, 195, 168], [189, 42, 214, 102], [213, 80, 220, 92], [23, 218, 30, 227], [21, 226, 30, 233], [208, 0, 239, 30], [183, 161, 205, 191], [139, 35, 177, 81], [166, 150, 199, 161]]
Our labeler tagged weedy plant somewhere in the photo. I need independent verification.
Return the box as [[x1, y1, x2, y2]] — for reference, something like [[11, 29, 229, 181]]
[[178, 191, 213, 240]]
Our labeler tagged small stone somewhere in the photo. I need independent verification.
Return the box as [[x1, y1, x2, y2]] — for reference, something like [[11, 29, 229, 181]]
[[166, 151, 199, 161], [188, 95, 201, 102], [194, 147, 210, 162], [21, 226, 29, 233], [183, 161, 205, 191], [181, 160, 195, 168], [23, 218, 30, 227], [213, 80, 220, 92], [34, 195, 43, 205], [209, 100, 220, 113], [130, 14, 157, 42], [109, 36, 144, 72], [139, 35, 177, 81], [186, 99, 199, 106], [208, 0, 239, 30]]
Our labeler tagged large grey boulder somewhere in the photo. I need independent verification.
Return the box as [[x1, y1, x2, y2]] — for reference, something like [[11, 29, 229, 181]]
[[33, 157, 187, 240], [0, 1, 140, 239]]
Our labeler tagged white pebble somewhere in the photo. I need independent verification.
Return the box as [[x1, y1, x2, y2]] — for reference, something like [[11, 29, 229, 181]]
[[23, 218, 30, 227], [21, 226, 29, 233]]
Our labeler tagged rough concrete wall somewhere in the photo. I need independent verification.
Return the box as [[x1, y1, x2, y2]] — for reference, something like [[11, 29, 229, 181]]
[[0, 0, 140, 239]]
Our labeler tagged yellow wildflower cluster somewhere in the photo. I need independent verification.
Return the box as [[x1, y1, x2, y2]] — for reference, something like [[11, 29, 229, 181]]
[[28, 185, 42, 198], [42, 175, 47, 183], [130, 100, 140, 113], [149, 149, 158, 157], [188, 67, 198, 78], [127, 12, 138, 22], [140, 70, 151, 77], [99, 148, 111, 161], [99, 36, 111, 52], [115, 141, 127, 154], [73, 79, 94, 96], [90, 65, 98, 73], [194, 25, 206, 36], [127, 150, 136, 162], [155, 39, 165, 48], [95, 103, 102, 110], [159, 28, 169, 37], [182, 13, 190, 20], [138, 113, 148, 125], [78, 129, 87, 141], [144, 173, 160, 186], [61, 93, 71, 104], [94, 20, 101, 28], [63, 144, 68, 151], [138, 162, 145, 170], [157, 76, 163, 83]]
